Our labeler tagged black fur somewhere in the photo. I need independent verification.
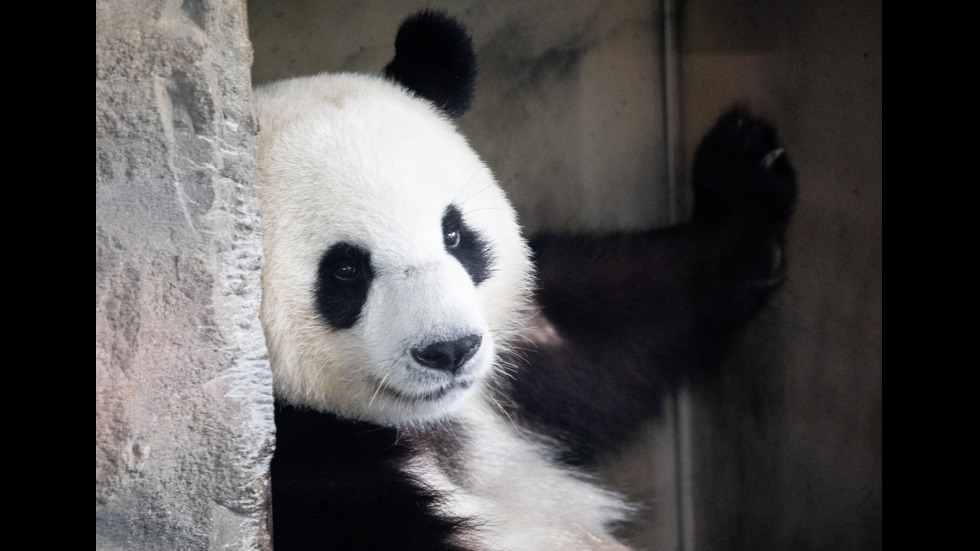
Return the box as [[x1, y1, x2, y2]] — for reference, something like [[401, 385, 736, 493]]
[[442, 205, 492, 286], [383, 10, 477, 119], [691, 109, 796, 234], [501, 109, 796, 465], [271, 402, 475, 551], [315, 242, 374, 329]]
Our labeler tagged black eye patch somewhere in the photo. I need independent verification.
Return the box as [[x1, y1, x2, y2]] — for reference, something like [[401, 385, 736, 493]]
[[441, 205, 491, 285], [315, 242, 374, 329]]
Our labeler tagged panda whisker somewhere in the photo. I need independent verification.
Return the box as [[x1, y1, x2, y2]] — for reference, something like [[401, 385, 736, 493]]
[[486, 389, 518, 429], [455, 205, 511, 217], [508, 332, 538, 351], [493, 365, 518, 382], [493, 327, 537, 354], [369, 373, 390, 407], [452, 171, 492, 205]]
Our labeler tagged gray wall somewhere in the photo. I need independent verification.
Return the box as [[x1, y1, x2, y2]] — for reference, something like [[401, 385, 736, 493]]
[[679, 2, 882, 550]]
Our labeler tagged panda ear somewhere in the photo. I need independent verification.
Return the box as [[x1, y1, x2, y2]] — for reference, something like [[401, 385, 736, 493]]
[[383, 10, 477, 119]]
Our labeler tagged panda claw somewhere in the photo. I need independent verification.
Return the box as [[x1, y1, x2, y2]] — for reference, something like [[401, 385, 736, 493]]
[[690, 108, 797, 233], [760, 147, 785, 169]]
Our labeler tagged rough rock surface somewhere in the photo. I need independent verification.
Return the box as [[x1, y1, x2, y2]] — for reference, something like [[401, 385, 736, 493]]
[[96, 1, 273, 549]]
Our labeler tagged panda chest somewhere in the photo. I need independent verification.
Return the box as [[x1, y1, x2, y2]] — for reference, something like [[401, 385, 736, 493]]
[[404, 407, 631, 550]]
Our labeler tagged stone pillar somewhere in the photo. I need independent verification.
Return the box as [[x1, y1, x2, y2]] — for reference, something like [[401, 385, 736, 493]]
[[96, 1, 273, 549]]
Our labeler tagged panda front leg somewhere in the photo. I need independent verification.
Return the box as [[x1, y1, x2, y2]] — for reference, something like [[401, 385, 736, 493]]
[[501, 108, 797, 466]]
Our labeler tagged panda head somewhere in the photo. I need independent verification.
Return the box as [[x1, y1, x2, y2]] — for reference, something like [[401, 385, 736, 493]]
[[255, 11, 533, 426]]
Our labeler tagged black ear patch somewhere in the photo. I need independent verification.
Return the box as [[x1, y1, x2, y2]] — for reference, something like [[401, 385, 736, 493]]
[[383, 10, 477, 119], [316, 243, 375, 329], [442, 205, 491, 285]]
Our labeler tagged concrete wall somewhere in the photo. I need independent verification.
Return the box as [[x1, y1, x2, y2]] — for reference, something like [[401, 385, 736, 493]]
[[96, 1, 274, 549], [679, 2, 882, 550]]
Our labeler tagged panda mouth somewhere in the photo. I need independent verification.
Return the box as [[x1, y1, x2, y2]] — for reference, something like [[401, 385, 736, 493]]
[[380, 377, 474, 403]]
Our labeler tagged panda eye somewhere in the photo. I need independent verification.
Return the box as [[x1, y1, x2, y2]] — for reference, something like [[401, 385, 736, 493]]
[[441, 205, 491, 286], [444, 228, 461, 249], [334, 262, 359, 281], [316, 242, 373, 329]]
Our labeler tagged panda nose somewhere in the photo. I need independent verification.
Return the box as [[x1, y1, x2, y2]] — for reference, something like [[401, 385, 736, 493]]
[[411, 334, 482, 374]]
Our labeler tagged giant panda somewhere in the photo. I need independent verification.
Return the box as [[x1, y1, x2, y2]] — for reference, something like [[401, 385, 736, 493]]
[[255, 10, 796, 551]]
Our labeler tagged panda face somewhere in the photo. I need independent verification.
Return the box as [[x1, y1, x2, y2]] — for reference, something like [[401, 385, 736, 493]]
[[255, 73, 533, 426]]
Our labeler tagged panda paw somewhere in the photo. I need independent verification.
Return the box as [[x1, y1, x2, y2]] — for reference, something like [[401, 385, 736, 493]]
[[690, 108, 797, 233]]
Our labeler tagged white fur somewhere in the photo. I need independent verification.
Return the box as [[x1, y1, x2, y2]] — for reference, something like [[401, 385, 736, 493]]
[[407, 398, 632, 550], [255, 72, 632, 548], [255, 73, 532, 425]]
